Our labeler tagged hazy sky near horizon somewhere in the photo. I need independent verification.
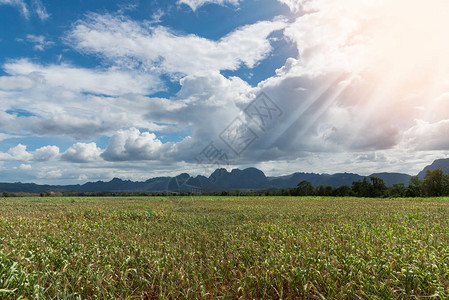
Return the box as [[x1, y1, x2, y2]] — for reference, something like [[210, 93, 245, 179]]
[[1, 0, 449, 184]]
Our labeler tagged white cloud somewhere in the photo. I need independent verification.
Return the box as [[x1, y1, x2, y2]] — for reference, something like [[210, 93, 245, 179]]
[[0, 75, 34, 90], [18, 163, 32, 170], [0, 144, 59, 162], [61, 142, 102, 163], [0, 0, 49, 20], [277, 0, 308, 12], [26, 34, 54, 51], [402, 120, 449, 151], [37, 168, 62, 179], [149, 9, 164, 24], [0, 111, 21, 133], [178, 0, 239, 11], [66, 13, 286, 75], [77, 174, 88, 181], [101, 128, 166, 161], [0, 132, 19, 141], [32, 0, 49, 20], [34, 145, 59, 161], [0, 86, 169, 140], [3, 59, 162, 96], [0, 71, 172, 140], [8, 144, 33, 161], [28, 114, 113, 140]]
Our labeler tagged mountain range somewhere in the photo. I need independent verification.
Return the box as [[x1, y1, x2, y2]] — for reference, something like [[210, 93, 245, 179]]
[[1, 158, 449, 193]]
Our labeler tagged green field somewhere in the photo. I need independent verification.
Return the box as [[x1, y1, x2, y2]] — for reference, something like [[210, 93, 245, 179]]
[[1, 196, 449, 298]]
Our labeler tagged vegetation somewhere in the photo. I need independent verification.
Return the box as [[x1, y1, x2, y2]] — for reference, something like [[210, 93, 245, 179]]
[[1, 196, 449, 298], [276, 168, 449, 198]]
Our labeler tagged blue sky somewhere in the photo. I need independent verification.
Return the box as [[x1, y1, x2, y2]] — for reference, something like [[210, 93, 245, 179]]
[[1, 0, 449, 184]]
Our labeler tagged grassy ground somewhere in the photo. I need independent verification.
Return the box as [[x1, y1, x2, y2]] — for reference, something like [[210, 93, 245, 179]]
[[0, 196, 449, 299]]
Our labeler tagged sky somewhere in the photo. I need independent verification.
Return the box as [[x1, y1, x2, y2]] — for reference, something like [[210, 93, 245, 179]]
[[1, 0, 449, 184]]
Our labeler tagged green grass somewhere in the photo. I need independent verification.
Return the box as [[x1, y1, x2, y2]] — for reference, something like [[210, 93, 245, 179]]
[[1, 196, 449, 298]]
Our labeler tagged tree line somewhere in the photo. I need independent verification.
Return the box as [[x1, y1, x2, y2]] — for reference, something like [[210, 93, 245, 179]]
[[281, 168, 449, 198], [2, 169, 448, 198]]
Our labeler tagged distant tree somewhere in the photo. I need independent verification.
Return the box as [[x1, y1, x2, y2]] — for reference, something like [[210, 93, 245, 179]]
[[352, 178, 372, 197], [315, 185, 334, 196], [390, 183, 406, 197], [297, 180, 315, 196], [2, 191, 14, 197], [333, 185, 353, 197], [351, 177, 387, 198], [422, 169, 449, 197], [406, 176, 422, 197], [370, 176, 388, 198]]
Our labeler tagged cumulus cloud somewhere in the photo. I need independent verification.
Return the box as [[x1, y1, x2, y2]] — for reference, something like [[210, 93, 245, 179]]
[[33, 145, 59, 161], [147, 71, 252, 127], [7, 144, 33, 161], [61, 142, 102, 163], [0, 144, 59, 162], [139, 71, 259, 163], [178, 0, 239, 11], [66, 13, 286, 75], [101, 128, 166, 161]]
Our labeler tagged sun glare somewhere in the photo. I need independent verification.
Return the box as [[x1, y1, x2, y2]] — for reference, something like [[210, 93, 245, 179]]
[[285, 0, 449, 150], [305, 0, 449, 113], [359, 1, 449, 92]]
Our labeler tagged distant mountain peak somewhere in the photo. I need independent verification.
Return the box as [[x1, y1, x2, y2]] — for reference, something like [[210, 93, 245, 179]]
[[418, 158, 449, 178]]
